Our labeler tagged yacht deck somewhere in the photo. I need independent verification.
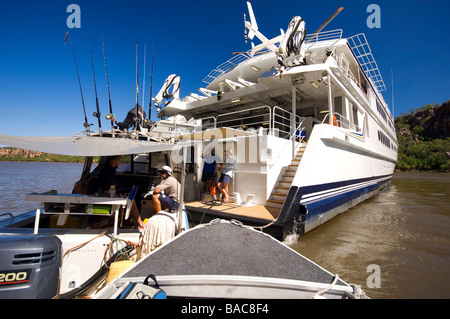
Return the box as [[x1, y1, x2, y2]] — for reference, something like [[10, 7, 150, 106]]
[[185, 200, 279, 224]]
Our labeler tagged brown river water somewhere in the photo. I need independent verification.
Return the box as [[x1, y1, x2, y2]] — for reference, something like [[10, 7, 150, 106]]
[[0, 162, 449, 298], [288, 171, 450, 299]]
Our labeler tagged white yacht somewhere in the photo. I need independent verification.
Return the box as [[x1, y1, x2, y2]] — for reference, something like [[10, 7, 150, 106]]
[[148, 2, 398, 238]]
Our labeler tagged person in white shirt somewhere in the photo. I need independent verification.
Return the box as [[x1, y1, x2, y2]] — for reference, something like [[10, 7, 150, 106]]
[[217, 149, 235, 203]]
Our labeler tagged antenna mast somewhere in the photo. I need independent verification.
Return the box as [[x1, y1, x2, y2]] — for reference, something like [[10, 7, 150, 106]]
[[391, 67, 395, 117]]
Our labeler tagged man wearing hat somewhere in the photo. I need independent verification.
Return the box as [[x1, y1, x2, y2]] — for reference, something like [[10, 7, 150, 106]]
[[139, 165, 181, 255], [152, 165, 181, 212]]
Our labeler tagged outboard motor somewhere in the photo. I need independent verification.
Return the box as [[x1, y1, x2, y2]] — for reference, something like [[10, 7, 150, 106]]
[[0, 234, 61, 299]]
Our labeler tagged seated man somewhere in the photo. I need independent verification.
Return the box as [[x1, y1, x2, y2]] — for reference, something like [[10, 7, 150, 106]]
[[86, 155, 145, 230], [139, 166, 181, 256], [152, 166, 181, 213]]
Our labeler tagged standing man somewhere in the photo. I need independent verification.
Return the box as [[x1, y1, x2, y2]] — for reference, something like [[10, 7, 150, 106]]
[[201, 147, 222, 193]]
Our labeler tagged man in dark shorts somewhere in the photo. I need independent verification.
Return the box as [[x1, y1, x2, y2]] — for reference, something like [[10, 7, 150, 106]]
[[152, 166, 181, 212], [201, 148, 222, 193], [217, 149, 235, 203], [139, 166, 181, 255]]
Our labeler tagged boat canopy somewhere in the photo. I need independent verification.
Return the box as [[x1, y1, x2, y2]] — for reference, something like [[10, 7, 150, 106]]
[[0, 134, 177, 157]]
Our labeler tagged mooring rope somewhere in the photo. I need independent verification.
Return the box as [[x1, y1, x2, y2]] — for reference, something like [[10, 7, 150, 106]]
[[312, 274, 339, 299]]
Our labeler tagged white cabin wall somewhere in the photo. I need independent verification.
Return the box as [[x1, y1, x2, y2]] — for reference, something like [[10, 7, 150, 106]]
[[292, 112, 397, 190], [292, 124, 374, 187], [263, 135, 293, 199], [232, 135, 266, 205], [227, 134, 292, 205]]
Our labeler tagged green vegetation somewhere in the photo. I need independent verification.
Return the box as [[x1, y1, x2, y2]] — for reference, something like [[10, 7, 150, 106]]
[[0, 150, 91, 163], [0, 148, 133, 164], [395, 100, 449, 171]]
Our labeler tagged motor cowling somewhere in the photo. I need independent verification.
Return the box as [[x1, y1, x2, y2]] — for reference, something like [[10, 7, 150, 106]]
[[0, 234, 61, 299]]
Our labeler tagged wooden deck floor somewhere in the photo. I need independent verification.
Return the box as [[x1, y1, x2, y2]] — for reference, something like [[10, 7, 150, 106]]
[[185, 200, 280, 222]]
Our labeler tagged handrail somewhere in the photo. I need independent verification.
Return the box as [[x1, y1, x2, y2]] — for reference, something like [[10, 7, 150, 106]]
[[321, 112, 351, 130], [268, 111, 306, 168], [272, 106, 302, 138], [216, 106, 272, 131], [289, 117, 306, 142], [329, 48, 363, 92], [305, 29, 343, 44], [203, 53, 251, 85], [268, 126, 306, 169], [199, 116, 217, 130]]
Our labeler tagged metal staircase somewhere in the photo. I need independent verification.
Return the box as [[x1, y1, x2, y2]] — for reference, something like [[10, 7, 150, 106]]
[[266, 143, 307, 209]]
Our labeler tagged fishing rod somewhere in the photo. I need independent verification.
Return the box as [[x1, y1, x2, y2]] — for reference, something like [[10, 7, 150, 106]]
[[142, 44, 146, 113], [141, 44, 151, 129], [101, 34, 115, 134], [148, 42, 154, 123], [87, 32, 102, 134], [134, 42, 139, 131], [64, 32, 91, 135]]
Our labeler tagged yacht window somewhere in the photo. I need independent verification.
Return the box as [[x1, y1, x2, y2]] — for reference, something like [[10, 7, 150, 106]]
[[352, 105, 359, 131]]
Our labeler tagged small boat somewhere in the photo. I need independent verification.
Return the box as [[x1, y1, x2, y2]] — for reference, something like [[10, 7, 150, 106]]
[[94, 219, 367, 299]]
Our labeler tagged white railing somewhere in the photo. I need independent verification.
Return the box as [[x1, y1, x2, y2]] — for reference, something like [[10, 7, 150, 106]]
[[203, 53, 251, 85], [305, 29, 343, 46], [216, 106, 272, 131], [290, 117, 307, 143], [322, 112, 352, 130], [195, 105, 308, 142], [198, 116, 217, 131], [272, 106, 303, 139], [328, 47, 363, 92]]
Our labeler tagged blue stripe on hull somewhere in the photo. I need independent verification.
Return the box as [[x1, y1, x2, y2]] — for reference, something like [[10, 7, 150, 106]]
[[303, 183, 379, 221], [276, 174, 392, 236]]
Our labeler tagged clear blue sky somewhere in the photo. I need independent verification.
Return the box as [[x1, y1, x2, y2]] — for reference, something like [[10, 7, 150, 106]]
[[1, 0, 449, 137]]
